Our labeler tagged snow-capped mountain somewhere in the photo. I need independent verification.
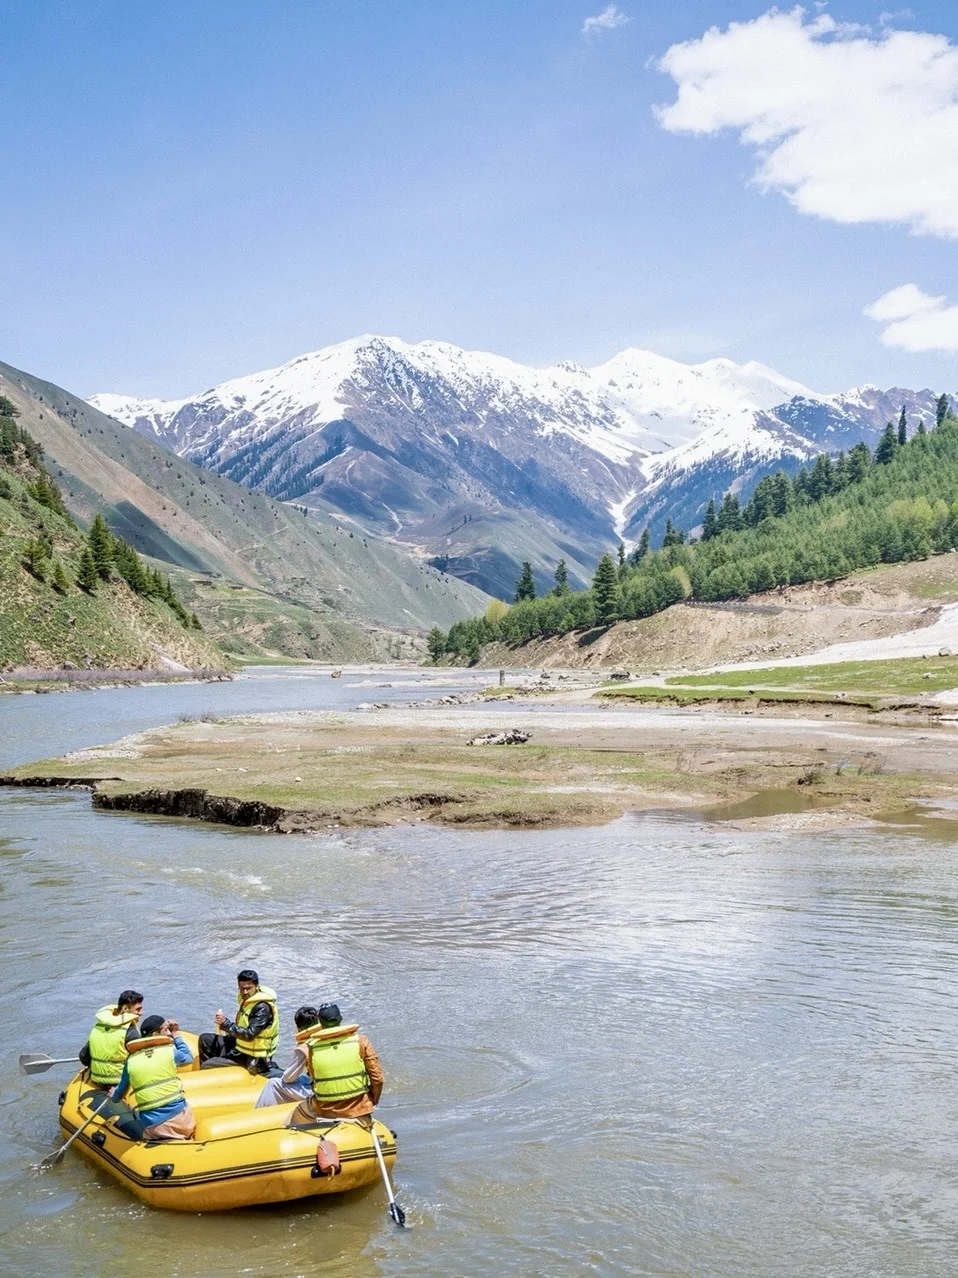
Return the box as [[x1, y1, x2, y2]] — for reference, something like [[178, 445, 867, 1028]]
[[90, 336, 949, 598]]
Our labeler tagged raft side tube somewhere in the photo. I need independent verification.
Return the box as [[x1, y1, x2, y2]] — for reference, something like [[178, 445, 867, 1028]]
[[193, 1103, 299, 1141]]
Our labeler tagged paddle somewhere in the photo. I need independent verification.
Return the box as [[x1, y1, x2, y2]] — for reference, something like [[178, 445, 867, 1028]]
[[19, 1053, 79, 1076], [33, 1093, 111, 1174], [368, 1123, 406, 1227]]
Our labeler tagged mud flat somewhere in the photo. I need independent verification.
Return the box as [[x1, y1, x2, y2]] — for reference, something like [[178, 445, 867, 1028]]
[[6, 698, 958, 833]]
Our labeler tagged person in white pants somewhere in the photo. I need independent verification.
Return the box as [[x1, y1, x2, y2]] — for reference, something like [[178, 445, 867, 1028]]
[[254, 1006, 320, 1108]]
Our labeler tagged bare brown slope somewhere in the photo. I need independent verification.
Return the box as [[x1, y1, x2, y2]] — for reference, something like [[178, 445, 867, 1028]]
[[482, 557, 955, 672]]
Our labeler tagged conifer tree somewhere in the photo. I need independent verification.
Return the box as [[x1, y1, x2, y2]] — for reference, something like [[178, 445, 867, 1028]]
[[553, 559, 569, 595], [875, 422, 898, 465], [52, 559, 70, 593], [22, 538, 47, 579], [77, 547, 98, 593], [662, 518, 685, 547], [702, 498, 718, 541], [514, 561, 536, 603], [190, 613, 203, 630], [898, 405, 908, 446], [87, 513, 113, 579], [808, 454, 834, 500], [592, 553, 620, 625], [630, 528, 651, 564], [848, 441, 871, 483], [617, 542, 626, 569], [917, 420, 928, 440], [427, 626, 446, 661], [772, 471, 793, 516], [717, 492, 742, 533], [937, 393, 950, 427]]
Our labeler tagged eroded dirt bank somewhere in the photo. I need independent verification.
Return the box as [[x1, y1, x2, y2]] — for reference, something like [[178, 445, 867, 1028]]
[[480, 556, 958, 672]]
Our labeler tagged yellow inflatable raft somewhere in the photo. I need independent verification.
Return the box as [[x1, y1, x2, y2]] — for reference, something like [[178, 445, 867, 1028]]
[[56, 1035, 397, 1212]]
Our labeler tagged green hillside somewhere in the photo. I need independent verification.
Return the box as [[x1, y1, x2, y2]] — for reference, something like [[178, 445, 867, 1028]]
[[437, 407, 958, 658], [0, 404, 223, 673], [0, 360, 490, 659]]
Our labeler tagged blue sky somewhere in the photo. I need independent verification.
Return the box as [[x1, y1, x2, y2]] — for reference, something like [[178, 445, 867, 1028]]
[[2, 0, 957, 397]]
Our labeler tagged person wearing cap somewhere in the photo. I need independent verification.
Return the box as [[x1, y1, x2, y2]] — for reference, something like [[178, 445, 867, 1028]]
[[198, 968, 279, 1076], [112, 1015, 196, 1141], [79, 989, 143, 1089], [254, 1006, 322, 1109], [287, 1003, 384, 1126]]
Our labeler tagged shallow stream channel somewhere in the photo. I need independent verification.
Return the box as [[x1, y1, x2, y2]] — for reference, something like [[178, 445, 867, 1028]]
[[2, 668, 958, 1276]]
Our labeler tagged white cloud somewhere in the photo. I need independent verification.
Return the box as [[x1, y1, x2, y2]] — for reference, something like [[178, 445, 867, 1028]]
[[655, 7, 958, 238], [582, 4, 629, 38], [864, 284, 958, 352]]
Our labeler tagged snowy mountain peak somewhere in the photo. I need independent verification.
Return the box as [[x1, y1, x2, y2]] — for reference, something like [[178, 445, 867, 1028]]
[[86, 332, 950, 598], [90, 334, 819, 462]]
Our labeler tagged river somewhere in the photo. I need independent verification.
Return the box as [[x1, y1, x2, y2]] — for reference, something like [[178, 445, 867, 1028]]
[[2, 669, 957, 1276]]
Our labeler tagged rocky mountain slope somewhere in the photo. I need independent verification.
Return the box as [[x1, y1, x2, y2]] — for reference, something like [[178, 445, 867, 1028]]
[[92, 337, 952, 598], [1, 359, 489, 661]]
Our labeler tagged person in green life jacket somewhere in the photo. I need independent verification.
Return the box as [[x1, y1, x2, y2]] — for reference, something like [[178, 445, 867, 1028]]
[[198, 969, 279, 1075], [112, 1015, 196, 1141], [78, 989, 143, 1089], [287, 1003, 383, 1127], [254, 1005, 321, 1109]]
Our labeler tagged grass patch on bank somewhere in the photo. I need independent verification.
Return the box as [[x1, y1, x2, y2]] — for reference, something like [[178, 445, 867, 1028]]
[[664, 656, 958, 696], [5, 712, 949, 830], [595, 685, 885, 710]]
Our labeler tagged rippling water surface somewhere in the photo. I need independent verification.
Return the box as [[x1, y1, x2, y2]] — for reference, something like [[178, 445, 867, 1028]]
[[2, 672, 958, 1276]]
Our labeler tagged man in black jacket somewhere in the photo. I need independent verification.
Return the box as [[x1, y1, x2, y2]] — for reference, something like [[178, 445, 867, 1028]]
[[198, 969, 279, 1075]]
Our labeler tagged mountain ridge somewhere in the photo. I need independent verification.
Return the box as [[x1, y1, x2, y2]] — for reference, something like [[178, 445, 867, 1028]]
[[89, 336, 953, 598]]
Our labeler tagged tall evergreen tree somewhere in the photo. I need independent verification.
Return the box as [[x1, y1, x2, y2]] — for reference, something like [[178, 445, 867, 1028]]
[[772, 471, 793, 516], [52, 558, 70, 593], [848, 441, 871, 483], [630, 528, 651, 565], [87, 512, 113, 579], [898, 405, 908, 446], [808, 454, 834, 500], [702, 498, 719, 541], [553, 559, 569, 595], [916, 419, 928, 440], [717, 492, 742, 533], [661, 519, 685, 547], [937, 393, 950, 427], [875, 422, 898, 465], [514, 561, 536, 603], [77, 547, 98, 593], [427, 626, 446, 661], [591, 553, 620, 625]]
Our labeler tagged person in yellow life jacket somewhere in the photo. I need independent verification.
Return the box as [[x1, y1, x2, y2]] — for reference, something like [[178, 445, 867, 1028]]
[[198, 968, 279, 1076], [287, 1003, 383, 1127], [112, 1015, 196, 1141], [78, 989, 143, 1089]]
